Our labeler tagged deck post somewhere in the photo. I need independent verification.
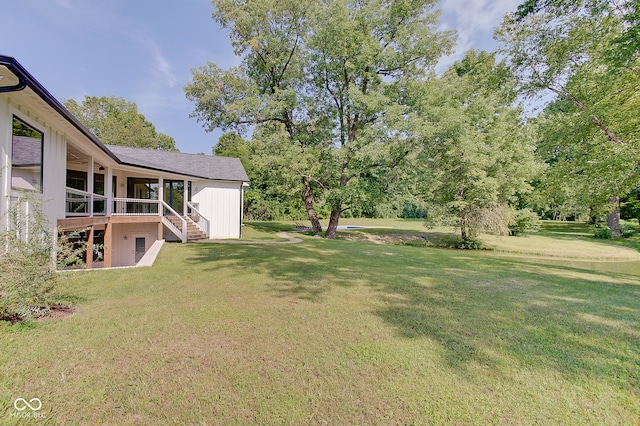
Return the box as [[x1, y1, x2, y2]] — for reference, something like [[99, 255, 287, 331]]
[[86, 226, 94, 269], [104, 222, 112, 268], [105, 167, 113, 216]]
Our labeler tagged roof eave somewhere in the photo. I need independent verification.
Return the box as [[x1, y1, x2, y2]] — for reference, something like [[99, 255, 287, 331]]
[[118, 161, 250, 183], [0, 55, 120, 163]]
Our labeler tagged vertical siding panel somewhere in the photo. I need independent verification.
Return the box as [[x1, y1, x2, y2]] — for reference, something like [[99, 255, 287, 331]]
[[192, 180, 242, 239], [42, 128, 66, 228], [0, 98, 10, 231]]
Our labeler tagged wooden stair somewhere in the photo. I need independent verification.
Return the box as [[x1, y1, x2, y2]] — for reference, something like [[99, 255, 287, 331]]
[[165, 215, 208, 242]]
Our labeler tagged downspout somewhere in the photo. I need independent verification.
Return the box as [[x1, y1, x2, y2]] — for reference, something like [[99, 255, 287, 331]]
[[0, 61, 27, 93]]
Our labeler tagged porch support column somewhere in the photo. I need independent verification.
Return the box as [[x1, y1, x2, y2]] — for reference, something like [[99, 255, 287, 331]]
[[184, 179, 188, 217], [158, 177, 164, 217], [104, 222, 112, 268], [105, 167, 113, 216], [86, 226, 94, 269], [87, 156, 94, 216]]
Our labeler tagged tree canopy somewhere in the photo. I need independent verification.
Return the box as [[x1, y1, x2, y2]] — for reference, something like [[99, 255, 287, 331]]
[[186, 0, 455, 238], [181, 0, 638, 241], [64, 96, 178, 151], [410, 51, 542, 239], [497, 0, 640, 235]]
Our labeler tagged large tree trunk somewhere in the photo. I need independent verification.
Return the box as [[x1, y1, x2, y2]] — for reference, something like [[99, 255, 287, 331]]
[[325, 204, 342, 239], [302, 176, 322, 234], [607, 196, 621, 237], [460, 216, 468, 240]]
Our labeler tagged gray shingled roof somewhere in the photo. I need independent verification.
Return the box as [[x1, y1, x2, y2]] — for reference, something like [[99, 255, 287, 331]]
[[12, 136, 42, 166], [105, 145, 249, 182]]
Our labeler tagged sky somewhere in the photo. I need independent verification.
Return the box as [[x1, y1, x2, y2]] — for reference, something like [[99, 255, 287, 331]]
[[1, 0, 522, 154]]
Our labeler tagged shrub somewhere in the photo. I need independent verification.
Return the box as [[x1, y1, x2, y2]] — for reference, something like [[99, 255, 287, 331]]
[[0, 194, 56, 321], [593, 225, 612, 239], [619, 224, 637, 239], [0, 194, 88, 322], [510, 208, 541, 236], [455, 237, 484, 250]]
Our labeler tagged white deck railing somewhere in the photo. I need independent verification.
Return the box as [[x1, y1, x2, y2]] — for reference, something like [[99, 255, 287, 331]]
[[186, 201, 210, 238], [112, 198, 160, 216], [64, 189, 189, 242], [66, 188, 107, 216], [160, 200, 187, 242]]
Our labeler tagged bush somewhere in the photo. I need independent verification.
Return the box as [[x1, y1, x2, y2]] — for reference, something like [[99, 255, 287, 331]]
[[0, 194, 57, 321], [455, 237, 484, 250], [510, 208, 541, 236], [0, 194, 87, 322], [593, 226, 612, 239], [619, 224, 637, 239]]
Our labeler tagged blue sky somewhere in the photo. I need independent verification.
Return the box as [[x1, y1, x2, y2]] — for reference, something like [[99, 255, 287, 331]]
[[1, 0, 522, 154]]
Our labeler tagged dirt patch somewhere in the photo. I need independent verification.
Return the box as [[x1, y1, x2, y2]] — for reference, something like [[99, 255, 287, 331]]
[[35, 305, 76, 322], [338, 230, 455, 247]]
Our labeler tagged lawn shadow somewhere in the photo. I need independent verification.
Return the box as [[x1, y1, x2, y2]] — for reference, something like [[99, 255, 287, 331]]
[[373, 252, 640, 385], [188, 238, 640, 386], [244, 221, 296, 233]]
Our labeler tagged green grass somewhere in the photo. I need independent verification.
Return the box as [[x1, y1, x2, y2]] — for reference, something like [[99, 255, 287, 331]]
[[1, 220, 639, 424]]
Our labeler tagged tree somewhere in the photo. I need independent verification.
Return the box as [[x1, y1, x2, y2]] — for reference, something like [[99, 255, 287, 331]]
[[185, 0, 455, 238], [213, 132, 252, 173], [413, 51, 542, 241], [531, 97, 639, 227], [64, 96, 178, 151], [496, 0, 640, 235]]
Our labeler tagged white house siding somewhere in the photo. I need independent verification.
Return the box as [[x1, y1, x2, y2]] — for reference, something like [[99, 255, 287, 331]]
[[191, 180, 243, 239], [0, 99, 66, 232], [42, 127, 67, 227], [110, 222, 158, 267], [0, 97, 10, 231]]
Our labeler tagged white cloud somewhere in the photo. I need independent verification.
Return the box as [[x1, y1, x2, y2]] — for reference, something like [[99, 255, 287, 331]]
[[436, 0, 520, 71], [142, 35, 178, 88]]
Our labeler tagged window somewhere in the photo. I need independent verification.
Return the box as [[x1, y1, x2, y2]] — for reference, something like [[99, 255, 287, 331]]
[[164, 180, 184, 214], [66, 170, 86, 191], [11, 116, 44, 192], [126, 177, 159, 214]]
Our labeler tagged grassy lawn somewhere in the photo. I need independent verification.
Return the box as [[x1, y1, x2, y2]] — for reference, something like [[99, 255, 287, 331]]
[[1, 221, 639, 424]]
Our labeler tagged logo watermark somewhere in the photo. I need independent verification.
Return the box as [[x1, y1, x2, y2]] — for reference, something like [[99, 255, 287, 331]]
[[9, 398, 46, 419]]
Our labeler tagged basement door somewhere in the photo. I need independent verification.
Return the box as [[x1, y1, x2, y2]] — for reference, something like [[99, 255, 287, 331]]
[[135, 237, 146, 263]]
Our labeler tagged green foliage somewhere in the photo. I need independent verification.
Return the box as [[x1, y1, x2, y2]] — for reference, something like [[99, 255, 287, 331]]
[[619, 223, 637, 238], [57, 229, 102, 269], [64, 96, 178, 151], [0, 194, 89, 322], [186, 0, 455, 236], [593, 225, 612, 239], [454, 237, 484, 250], [0, 194, 56, 321], [510, 208, 541, 236], [214, 132, 251, 168], [498, 1, 640, 235], [412, 51, 543, 239]]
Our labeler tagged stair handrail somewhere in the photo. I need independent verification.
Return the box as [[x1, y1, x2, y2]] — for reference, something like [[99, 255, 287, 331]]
[[160, 200, 187, 242], [186, 201, 210, 238]]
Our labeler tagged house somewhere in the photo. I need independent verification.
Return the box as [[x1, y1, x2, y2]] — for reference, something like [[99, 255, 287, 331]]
[[1, 55, 249, 268]]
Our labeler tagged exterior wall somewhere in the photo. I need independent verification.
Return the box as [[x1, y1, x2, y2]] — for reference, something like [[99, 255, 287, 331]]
[[0, 97, 66, 232], [0, 97, 10, 231], [41, 122, 67, 227], [191, 180, 243, 239], [110, 222, 158, 267]]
